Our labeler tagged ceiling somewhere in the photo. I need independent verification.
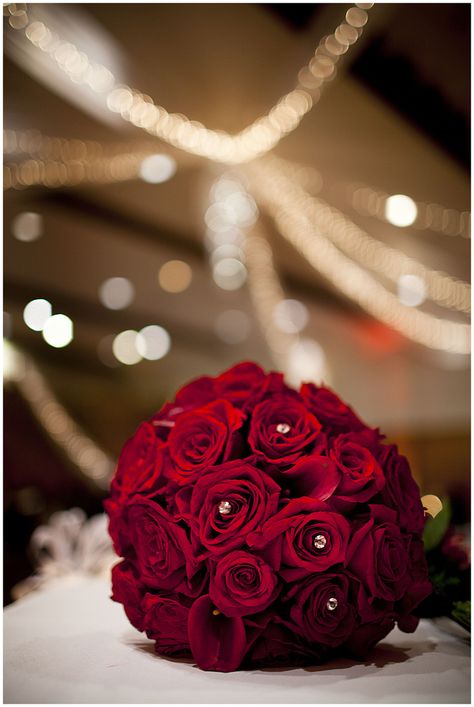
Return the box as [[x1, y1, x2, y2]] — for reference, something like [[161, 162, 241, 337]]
[[3, 3, 470, 458]]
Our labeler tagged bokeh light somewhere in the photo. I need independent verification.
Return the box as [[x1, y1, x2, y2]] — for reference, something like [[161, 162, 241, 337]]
[[42, 314, 74, 348], [12, 212, 43, 242], [212, 258, 247, 290], [23, 298, 52, 331], [139, 154, 176, 183], [136, 325, 171, 360], [112, 330, 144, 365], [397, 274, 427, 307], [385, 194, 418, 227], [158, 260, 192, 293], [99, 277, 134, 310]]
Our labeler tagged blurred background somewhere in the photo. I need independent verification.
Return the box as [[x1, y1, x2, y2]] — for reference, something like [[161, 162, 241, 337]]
[[3, 3, 470, 603]]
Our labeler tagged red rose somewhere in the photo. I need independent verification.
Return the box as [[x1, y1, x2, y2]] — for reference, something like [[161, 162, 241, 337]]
[[379, 445, 425, 535], [149, 377, 217, 441], [142, 593, 191, 657], [188, 594, 247, 672], [347, 505, 411, 602], [167, 399, 245, 484], [249, 498, 350, 581], [176, 460, 280, 559], [214, 362, 267, 406], [209, 550, 279, 617], [174, 375, 216, 408], [249, 394, 323, 467], [124, 497, 201, 595], [331, 433, 385, 502], [300, 383, 366, 434], [110, 421, 166, 500], [111, 560, 145, 632], [286, 572, 357, 647]]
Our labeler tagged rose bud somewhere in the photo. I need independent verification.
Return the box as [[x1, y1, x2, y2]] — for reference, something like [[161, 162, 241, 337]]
[[214, 361, 267, 407], [286, 572, 357, 647], [167, 399, 245, 484], [300, 383, 366, 435], [249, 497, 350, 580], [331, 433, 385, 503], [209, 550, 279, 617], [109, 421, 166, 501], [176, 459, 280, 559], [248, 394, 323, 467], [123, 497, 203, 596]]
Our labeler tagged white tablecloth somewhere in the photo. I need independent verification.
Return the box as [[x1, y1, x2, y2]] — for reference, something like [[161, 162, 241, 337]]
[[4, 575, 470, 704]]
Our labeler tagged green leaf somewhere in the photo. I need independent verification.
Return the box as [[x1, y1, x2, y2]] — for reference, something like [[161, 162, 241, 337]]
[[423, 497, 451, 552]]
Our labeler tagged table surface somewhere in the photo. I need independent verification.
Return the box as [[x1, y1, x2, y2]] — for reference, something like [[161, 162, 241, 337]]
[[4, 575, 471, 704]]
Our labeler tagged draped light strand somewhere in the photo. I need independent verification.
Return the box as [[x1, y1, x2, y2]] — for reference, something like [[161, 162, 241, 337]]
[[4, 152, 151, 189], [243, 225, 296, 371], [269, 155, 471, 239], [347, 181, 471, 239], [246, 161, 470, 355], [3, 127, 156, 160], [3, 129, 176, 189], [4, 2, 372, 164], [4, 341, 114, 489], [253, 157, 470, 315], [206, 174, 327, 383]]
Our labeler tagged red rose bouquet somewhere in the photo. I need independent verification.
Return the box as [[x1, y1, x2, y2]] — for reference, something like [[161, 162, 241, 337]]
[[105, 362, 431, 671]]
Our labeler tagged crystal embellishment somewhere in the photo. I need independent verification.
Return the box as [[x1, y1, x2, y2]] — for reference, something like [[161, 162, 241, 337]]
[[326, 597, 338, 611], [276, 423, 291, 434], [313, 534, 327, 550], [218, 500, 232, 515]]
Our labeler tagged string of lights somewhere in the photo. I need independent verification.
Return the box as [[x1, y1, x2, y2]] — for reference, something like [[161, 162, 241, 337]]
[[269, 155, 471, 239], [5, 2, 372, 164], [243, 215, 329, 386], [205, 173, 327, 384], [252, 158, 470, 315], [347, 181, 471, 239], [4, 152, 150, 189], [4, 341, 114, 490], [243, 223, 295, 371], [3, 127, 156, 160], [3, 129, 180, 189], [247, 162, 470, 355]]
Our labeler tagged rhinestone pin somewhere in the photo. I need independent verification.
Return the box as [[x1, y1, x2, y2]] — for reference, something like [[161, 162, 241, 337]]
[[276, 423, 291, 434], [326, 597, 338, 611], [218, 500, 232, 516], [313, 534, 327, 550]]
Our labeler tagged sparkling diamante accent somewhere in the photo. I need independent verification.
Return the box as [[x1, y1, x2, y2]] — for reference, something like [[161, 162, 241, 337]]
[[326, 597, 338, 611], [313, 534, 327, 550], [218, 500, 232, 515], [276, 423, 291, 434]]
